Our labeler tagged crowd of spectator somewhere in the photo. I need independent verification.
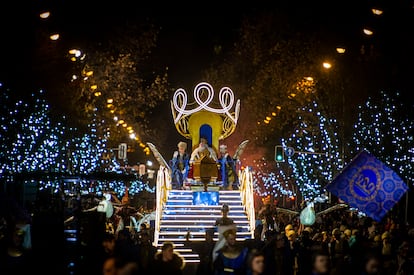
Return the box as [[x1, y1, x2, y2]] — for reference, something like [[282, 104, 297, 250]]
[[92, 203, 414, 275], [1, 189, 414, 275]]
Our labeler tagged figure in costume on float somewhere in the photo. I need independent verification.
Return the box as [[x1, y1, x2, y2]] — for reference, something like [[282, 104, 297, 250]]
[[190, 137, 218, 164], [188, 136, 218, 180], [217, 144, 238, 190], [169, 141, 190, 189]]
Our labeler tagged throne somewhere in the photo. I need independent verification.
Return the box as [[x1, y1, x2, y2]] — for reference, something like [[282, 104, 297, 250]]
[[171, 82, 240, 191], [192, 153, 218, 191]]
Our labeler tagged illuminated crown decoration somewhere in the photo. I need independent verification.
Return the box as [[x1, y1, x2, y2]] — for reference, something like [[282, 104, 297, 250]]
[[171, 82, 240, 140]]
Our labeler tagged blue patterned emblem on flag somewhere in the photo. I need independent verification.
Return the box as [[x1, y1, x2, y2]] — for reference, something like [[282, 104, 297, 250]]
[[326, 150, 409, 222]]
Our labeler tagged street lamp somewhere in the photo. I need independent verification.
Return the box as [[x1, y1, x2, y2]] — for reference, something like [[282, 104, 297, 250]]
[[322, 62, 332, 69], [371, 9, 383, 15], [363, 28, 374, 36], [49, 33, 59, 41], [336, 47, 346, 54], [69, 49, 82, 57], [39, 11, 50, 19]]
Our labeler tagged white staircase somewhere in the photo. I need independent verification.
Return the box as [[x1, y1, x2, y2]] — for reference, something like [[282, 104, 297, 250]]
[[156, 189, 252, 263]]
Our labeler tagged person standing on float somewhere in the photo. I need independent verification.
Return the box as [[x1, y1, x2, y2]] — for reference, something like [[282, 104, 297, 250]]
[[169, 141, 190, 189], [217, 144, 237, 190]]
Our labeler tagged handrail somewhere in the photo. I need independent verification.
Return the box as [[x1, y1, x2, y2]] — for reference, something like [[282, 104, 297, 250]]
[[239, 167, 255, 238], [153, 165, 171, 246]]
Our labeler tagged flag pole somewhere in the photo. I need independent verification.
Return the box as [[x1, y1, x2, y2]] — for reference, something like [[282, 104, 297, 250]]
[[405, 190, 409, 225]]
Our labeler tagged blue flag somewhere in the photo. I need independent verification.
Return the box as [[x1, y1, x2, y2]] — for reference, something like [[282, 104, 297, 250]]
[[325, 150, 409, 222]]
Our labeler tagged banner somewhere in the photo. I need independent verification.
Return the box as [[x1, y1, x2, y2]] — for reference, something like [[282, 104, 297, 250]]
[[325, 150, 408, 222]]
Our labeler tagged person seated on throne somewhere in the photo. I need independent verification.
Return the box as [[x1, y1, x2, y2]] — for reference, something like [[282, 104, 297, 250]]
[[188, 137, 218, 183], [169, 141, 190, 189], [190, 136, 218, 164], [218, 144, 238, 190]]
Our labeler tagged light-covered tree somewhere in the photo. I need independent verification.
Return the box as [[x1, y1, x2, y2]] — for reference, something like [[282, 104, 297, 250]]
[[0, 86, 115, 176], [0, 84, 155, 196], [281, 101, 342, 202], [349, 91, 414, 185], [67, 111, 109, 174], [0, 88, 68, 174], [30, 17, 171, 160]]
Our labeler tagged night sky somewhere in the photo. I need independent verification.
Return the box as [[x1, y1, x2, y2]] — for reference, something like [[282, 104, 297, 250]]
[[1, 1, 413, 157], [1, 2, 412, 88], [2, 1, 412, 93]]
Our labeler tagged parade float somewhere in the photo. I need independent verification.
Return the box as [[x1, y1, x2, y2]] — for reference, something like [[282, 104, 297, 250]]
[[147, 82, 255, 263]]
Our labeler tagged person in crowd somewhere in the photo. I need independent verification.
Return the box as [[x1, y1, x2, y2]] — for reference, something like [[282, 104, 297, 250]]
[[102, 255, 139, 275], [185, 227, 216, 275], [395, 240, 414, 275], [348, 228, 364, 271], [244, 225, 265, 252], [102, 232, 116, 257], [284, 224, 294, 237], [260, 229, 279, 274], [246, 249, 266, 275], [348, 229, 358, 248], [217, 144, 238, 190], [282, 229, 300, 275], [310, 249, 331, 275], [297, 227, 314, 275], [102, 256, 118, 275], [258, 203, 277, 239], [274, 231, 287, 275], [152, 241, 185, 275], [359, 252, 382, 275], [0, 224, 34, 275], [138, 222, 149, 238], [213, 228, 249, 275], [113, 229, 139, 265], [170, 141, 190, 189], [380, 230, 395, 274], [282, 223, 294, 251], [213, 204, 236, 262], [136, 231, 157, 273], [96, 232, 117, 270], [343, 228, 352, 243], [329, 227, 350, 275], [117, 261, 139, 275], [215, 204, 235, 227], [115, 188, 136, 235], [319, 231, 330, 254]]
